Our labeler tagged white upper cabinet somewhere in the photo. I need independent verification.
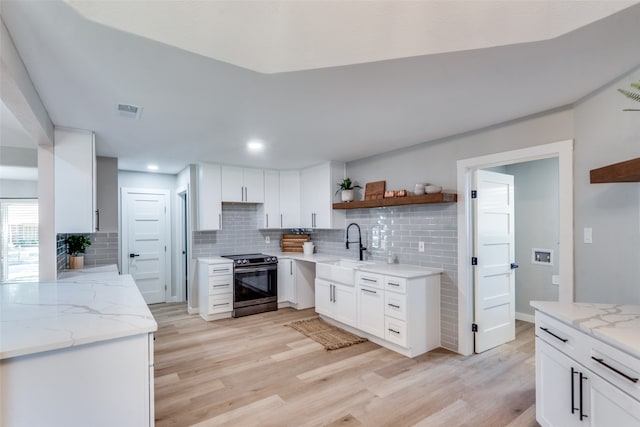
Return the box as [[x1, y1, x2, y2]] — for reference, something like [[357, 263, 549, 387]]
[[221, 166, 264, 203], [260, 169, 280, 229], [300, 162, 345, 229], [196, 163, 222, 231], [279, 169, 301, 229], [54, 128, 96, 233]]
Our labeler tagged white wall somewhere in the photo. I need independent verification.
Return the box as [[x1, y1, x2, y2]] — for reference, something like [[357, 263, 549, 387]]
[[348, 109, 574, 192], [573, 68, 640, 303]]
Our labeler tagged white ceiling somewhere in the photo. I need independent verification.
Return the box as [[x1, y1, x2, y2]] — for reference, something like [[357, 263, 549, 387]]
[[1, 1, 639, 173]]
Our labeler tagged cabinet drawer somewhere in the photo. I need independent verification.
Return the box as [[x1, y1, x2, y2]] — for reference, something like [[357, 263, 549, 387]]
[[535, 311, 584, 357], [587, 335, 640, 401], [356, 272, 384, 289], [208, 293, 233, 314], [385, 317, 407, 347], [208, 264, 233, 276], [208, 277, 233, 295], [384, 292, 407, 321], [384, 276, 407, 293]]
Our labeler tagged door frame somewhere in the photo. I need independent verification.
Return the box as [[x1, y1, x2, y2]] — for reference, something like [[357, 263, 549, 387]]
[[456, 140, 574, 356], [175, 184, 190, 304], [120, 187, 172, 302]]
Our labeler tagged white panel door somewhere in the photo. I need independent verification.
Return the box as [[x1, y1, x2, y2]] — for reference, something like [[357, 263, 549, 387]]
[[122, 189, 169, 304], [473, 169, 516, 353]]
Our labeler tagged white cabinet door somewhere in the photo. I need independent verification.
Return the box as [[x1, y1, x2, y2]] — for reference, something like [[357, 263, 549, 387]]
[[261, 170, 280, 229], [221, 165, 245, 202], [299, 162, 345, 229], [54, 128, 96, 233], [277, 258, 295, 304], [315, 278, 332, 317], [590, 372, 640, 426], [243, 167, 264, 203], [279, 169, 300, 228], [221, 166, 264, 203], [536, 338, 586, 427], [357, 285, 385, 337], [333, 283, 357, 327], [196, 163, 222, 231]]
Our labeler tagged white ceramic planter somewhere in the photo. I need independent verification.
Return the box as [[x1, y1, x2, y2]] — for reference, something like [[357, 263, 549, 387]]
[[341, 189, 354, 202]]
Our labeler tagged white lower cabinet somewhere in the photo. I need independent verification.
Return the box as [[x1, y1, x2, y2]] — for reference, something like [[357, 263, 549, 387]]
[[277, 258, 296, 304], [535, 311, 640, 427], [278, 258, 315, 309], [198, 259, 234, 321], [357, 284, 385, 338], [315, 278, 356, 327], [1, 333, 154, 427]]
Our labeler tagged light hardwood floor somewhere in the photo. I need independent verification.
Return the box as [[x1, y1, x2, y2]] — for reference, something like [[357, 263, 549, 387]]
[[150, 303, 539, 427]]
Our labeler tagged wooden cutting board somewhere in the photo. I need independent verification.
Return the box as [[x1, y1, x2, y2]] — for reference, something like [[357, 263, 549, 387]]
[[281, 234, 310, 253]]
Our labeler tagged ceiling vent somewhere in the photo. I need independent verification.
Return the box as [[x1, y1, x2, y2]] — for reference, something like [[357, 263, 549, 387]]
[[117, 103, 143, 120]]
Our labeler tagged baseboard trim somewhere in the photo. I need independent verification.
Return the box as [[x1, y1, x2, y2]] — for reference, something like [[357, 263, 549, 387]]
[[516, 312, 535, 323]]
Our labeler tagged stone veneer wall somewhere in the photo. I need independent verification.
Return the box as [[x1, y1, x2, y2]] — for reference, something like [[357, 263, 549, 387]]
[[193, 202, 459, 351], [57, 232, 119, 270]]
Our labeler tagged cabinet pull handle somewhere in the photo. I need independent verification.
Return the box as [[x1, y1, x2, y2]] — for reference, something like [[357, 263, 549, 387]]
[[571, 367, 578, 414], [280, 214, 283, 228], [330, 284, 335, 302], [212, 268, 229, 272], [266, 214, 269, 228], [539, 326, 568, 343], [290, 260, 293, 275], [95, 209, 100, 231], [388, 328, 400, 334], [387, 282, 400, 287], [388, 303, 400, 309], [213, 303, 229, 307], [213, 284, 229, 288], [579, 372, 588, 421], [219, 213, 222, 229], [361, 288, 377, 294], [241, 187, 244, 201], [591, 356, 639, 383], [361, 277, 377, 283], [245, 186, 248, 201]]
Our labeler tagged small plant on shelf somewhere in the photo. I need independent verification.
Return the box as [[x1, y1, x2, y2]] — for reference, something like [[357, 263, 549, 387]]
[[336, 178, 362, 202], [65, 235, 92, 269]]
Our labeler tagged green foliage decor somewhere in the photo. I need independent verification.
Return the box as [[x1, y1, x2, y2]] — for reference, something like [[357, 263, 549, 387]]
[[617, 81, 640, 111], [65, 235, 92, 256], [336, 177, 362, 195]]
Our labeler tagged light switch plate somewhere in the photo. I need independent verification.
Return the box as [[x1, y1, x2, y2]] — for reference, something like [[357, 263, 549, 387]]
[[584, 227, 592, 244], [265, 236, 270, 244], [418, 241, 425, 252], [552, 275, 560, 285]]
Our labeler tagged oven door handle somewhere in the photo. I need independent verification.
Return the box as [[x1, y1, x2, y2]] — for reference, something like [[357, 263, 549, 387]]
[[234, 265, 277, 274]]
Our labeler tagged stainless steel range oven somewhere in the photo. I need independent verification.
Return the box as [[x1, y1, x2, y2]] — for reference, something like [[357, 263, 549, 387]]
[[222, 254, 278, 317]]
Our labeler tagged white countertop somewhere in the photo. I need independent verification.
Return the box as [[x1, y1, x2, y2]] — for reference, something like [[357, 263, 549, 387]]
[[272, 252, 442, 278], [198, 256, 233, 264], [1, 265, 157, 360], [531, 301, 640, 358]]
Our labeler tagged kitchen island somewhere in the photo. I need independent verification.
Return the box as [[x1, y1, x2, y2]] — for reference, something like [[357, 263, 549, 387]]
[[531, 301, 640, 426], [0, 265, 157, 427]]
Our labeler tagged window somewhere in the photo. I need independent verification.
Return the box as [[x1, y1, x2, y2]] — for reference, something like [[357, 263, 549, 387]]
[[1, 200, 38, 282]]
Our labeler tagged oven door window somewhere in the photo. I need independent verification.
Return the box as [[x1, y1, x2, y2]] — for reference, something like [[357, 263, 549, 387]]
[[234, 267, 276, 305]]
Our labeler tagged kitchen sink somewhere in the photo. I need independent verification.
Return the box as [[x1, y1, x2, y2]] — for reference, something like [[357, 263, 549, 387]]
[[316, 259, 372, 286]]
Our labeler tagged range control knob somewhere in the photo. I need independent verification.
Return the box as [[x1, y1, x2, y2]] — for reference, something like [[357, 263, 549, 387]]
[[242, 259, 248, 264]]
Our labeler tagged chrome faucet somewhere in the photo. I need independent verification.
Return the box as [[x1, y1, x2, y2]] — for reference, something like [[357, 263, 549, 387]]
[[346, 223, 367, 261]]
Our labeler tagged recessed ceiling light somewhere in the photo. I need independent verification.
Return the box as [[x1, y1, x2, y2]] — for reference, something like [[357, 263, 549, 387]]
[[147, 164, 159, 171], [247, 140, 264, 152]]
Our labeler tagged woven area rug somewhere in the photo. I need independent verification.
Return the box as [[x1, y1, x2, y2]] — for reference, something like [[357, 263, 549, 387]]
[[286, 317, 367, 350]]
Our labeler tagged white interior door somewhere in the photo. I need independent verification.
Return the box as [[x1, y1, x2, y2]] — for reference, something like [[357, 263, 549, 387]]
[[473, 169, 516, 353], [122, 189, 169, 304]]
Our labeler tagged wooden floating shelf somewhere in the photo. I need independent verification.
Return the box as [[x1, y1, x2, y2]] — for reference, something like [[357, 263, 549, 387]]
[[333, 192, 457, 209], [590, 157, 640, 183]]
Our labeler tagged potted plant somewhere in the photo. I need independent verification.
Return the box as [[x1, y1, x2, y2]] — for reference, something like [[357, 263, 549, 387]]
[[65, 235, 92, 269], [336, 178, 362, 202]]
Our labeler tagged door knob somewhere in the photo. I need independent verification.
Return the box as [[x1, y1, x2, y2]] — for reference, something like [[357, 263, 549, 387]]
[[129, 253, 140, 258], [510, 263, 519, 269]]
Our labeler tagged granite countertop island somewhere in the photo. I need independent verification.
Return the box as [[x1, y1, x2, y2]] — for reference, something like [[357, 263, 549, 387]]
[[531, 301, 640, 358], [0, 265, 157, 359]]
